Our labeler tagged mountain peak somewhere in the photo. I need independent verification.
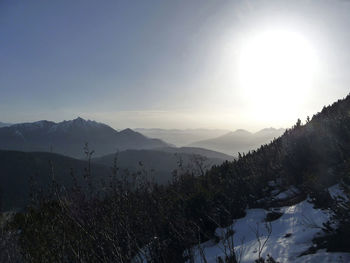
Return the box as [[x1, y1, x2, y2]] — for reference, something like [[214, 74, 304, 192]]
[[258, 127, 276, 132], [60, 117, 105, 128], [73, 116, 85, 122], [255, 127, 285, 137], [119, 128, 137, 135], [234, 129, 250, 133], [227, 129, 251, 136]]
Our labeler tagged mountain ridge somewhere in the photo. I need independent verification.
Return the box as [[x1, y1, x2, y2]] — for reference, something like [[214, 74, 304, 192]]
[[0, 117, 170, 158], [189, 127, 285, 155], [0, 122, 12, 128], [134, 128, 230, 146]]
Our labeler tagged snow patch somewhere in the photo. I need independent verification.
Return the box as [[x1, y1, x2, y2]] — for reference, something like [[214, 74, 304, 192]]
[[273, 186, 300, 201], [329, 184, 348, 202], [189, 196, 350, 263]]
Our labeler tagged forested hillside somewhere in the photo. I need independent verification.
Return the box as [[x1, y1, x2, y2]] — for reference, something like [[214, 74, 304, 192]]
[[2, 94, 350, 262], [0, 150, 111, 211], [93, 148, 231, 184]]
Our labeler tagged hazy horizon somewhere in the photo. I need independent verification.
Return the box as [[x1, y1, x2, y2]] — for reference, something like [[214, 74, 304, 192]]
[[1, 0, 350, 130], [1, 116, 287, 134]]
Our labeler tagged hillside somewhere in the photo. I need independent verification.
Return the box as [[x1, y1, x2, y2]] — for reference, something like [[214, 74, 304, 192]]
[[93, 147, 231, 184], [0, 117, 169, 158], [0, 150, 111, 211], [154, 146, 234, 160], [189, 128, 285, 155], [0, 146, 231, 210], [0, 122, 11, 128], [4, 95, 350, 262]]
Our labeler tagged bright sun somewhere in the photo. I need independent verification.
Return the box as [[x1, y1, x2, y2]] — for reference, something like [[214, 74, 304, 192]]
[[237, 29, 319, 119]]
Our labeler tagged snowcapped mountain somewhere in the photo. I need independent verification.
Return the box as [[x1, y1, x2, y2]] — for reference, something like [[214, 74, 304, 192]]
[[9, 117, 112, 133], [0, 117, 170, 158]]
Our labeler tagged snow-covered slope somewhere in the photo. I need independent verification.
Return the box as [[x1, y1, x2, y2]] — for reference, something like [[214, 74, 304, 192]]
[[189, 186, 350, 263]]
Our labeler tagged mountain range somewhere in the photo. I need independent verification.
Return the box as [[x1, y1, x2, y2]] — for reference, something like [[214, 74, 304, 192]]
[[0, 118, 233, 211], [189, 127, 285, 155], [0, 118, 285, 158], [134, 128, 229, 146], [0, 117, 285, 211], [0, 117, 169, 158]]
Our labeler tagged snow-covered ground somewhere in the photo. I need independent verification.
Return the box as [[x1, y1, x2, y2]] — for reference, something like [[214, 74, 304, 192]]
[[189, 186, 350, 263]]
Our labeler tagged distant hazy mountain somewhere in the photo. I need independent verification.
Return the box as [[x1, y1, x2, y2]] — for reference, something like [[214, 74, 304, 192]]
[[0, 117, 169, 158], [155, 146, 234, 161], [93, 147, 231, 184], [134, 128, 229, 146], [0, 122, 11, 128], [189, 128, 285, 156], [0, 150, 111, 211]]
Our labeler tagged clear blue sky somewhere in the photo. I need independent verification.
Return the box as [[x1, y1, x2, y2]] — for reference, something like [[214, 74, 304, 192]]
[[1, 0, 349, 130]]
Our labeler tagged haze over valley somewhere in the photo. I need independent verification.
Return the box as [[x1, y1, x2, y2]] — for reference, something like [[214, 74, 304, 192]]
[[134, 128, 230, 146]]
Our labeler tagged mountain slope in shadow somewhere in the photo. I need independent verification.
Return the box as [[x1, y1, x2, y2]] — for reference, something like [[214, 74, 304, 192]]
[[0, 122, 11, 128], [93, 147, 232, 184], [0, 150, 111, 211], [0, 146, 231, 211]]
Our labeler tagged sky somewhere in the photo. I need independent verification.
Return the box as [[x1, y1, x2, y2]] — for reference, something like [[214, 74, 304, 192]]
[[1, 0, 350, 131]]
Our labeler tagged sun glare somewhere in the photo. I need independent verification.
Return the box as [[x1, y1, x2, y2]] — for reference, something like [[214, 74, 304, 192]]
[[237, 29, 319, 119]]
